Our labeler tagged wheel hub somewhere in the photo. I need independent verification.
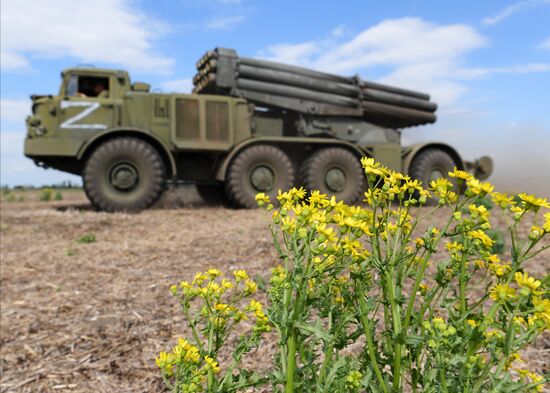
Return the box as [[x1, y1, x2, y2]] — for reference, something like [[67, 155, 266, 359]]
[[325, 168, 346, 193], [110, 163, 139, 191], [430, 169, 445, 182], [250, 165, 275, 191]]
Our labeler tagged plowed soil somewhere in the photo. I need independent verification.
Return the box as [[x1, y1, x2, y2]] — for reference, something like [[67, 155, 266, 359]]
[[1, 188, 548, 392]]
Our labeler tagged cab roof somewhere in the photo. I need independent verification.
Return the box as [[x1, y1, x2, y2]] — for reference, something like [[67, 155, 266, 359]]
[[62, 67, 129, 77]]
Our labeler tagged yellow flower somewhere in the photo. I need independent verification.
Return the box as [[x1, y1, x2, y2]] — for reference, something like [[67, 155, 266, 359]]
[[214, 302, 231, 314], [484, 329, 505, 340], [207, 268, 222, 278], [474, 259, 485, 269], [244, 279, 258, 294], [469, 204, 490, 222], [529, 225, 544, 241], [466, 178, 494, 197], [155, 351, 174, 372], [504, 353, 523, 370], [316, 223, 337, 243], [419, 283, 429, 296], [193, 272, 209, 286], [221, 278, 233, 290], [281, 216, 296, 232], [491, 192, 516, 209], [519, 193, 550, 212], [309, 190, 329, 207], [544, 212, 550, 233], [484, 254, 511, 276], [204, 355, 220, 373], [432, 317, 447, 331], [466, 319, 478, 328], [255, 192, 271, 206], [517, 369, 544, 391], [414, 237, 425, 249], [448, 168, 473, 181], [361, 157, 387, 177], [233, 269, 249, 282], [403, 179, 423, 194], [468, 229, 494, 248], [489, 284, 516, 303], [445, 241, 463, 254], [183, 345, 201, 364], [430, 177, 452, 190], [289, 187, 307, 201], [532, 297, 550, 328], [513, 316, 527, 327], [514, 272, 542, 296], [248, 299, 263, 313]]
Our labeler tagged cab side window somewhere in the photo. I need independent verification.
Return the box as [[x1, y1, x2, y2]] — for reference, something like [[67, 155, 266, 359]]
[[67, 75, 110, 98]]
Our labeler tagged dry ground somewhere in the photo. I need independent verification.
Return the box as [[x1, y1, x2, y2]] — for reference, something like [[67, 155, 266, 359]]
[[1, 188, 548, 392]]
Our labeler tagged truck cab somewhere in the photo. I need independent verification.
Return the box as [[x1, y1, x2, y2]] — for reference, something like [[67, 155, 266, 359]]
[[25, 68, 133, 173]]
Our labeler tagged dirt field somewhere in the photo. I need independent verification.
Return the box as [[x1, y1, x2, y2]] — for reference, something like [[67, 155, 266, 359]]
[[1, 188, 548, 392]]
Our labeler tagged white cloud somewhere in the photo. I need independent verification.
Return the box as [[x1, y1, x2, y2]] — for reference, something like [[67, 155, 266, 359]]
[[540, 37, 550, 49], [261, 42, 324, 66], [206, 15, 246, 30], [1, 99, 31, 124], [259, 18, 487, 106], [258, 19, 550, 108], [160, 79, 193, 93], [482, 0, 550, 26], [456, 63, 550, 78], [0, 0, 174, 74]]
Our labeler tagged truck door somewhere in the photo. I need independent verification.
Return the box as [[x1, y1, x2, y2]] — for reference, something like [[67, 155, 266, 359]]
[[58, 74, 114, 134]]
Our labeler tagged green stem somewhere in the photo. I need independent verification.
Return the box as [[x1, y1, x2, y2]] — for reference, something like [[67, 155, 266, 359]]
[[207, 324, 215, 392], [182, 304, 203, 352], [358, 291, 389, 393], [403, 214, 455, 330], [438, 367, 449, 393], [317, 343, 334, 390], [386, 268, 402, 391], [285, 328, 297, 393]]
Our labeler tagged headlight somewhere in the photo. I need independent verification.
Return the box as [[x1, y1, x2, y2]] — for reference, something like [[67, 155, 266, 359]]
[[26, 115, 46, 136]]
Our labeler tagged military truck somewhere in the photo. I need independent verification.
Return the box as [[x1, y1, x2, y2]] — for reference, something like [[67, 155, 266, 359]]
[[24, 47, 492, 212]]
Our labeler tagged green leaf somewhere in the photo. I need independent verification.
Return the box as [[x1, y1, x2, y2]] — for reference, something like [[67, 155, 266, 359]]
[[294, 320, 335, 343]]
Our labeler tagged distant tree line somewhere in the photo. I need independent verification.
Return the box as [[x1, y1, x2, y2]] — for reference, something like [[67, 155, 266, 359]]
[[1, 180, 82, 190]]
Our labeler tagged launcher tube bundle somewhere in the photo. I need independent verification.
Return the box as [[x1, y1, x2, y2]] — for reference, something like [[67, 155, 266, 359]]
[[193, 48, 437, 129]]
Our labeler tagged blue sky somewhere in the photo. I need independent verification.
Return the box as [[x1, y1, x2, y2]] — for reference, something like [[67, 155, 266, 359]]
[[1, 0, 549, 195]]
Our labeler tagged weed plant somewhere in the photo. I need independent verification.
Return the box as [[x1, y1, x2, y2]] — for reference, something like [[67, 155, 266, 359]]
[[159, 160, 549, 393]]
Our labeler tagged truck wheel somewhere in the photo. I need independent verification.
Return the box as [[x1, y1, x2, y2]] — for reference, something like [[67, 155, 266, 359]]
[[301, 148, 364, 204], [409, 148, 455, 186], [225, 145, 295, 208], [83, 137, 166, 212]]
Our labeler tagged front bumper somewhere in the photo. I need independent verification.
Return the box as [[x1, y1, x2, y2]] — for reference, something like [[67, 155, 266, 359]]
[[24, 136, 83, 158]]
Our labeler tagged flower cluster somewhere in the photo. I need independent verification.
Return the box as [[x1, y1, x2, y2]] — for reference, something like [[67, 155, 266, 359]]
[[156, 338, 215, 392], [158, 269, 269, 392], [254, 161, 548, 393]]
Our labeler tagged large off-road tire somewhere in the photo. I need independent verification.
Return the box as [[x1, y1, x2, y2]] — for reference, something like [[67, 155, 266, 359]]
[[83, 137, 166, 212], [225, 145, 295, 208], [196, 184, 227, 206], [409, 148, 456, 186], [301, 147, 364, 204]]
